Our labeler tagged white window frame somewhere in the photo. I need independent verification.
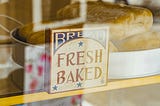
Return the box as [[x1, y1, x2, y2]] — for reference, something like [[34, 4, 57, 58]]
[[32, 0, 87, 32]]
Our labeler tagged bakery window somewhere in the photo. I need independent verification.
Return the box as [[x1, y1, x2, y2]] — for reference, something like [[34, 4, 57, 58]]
[[0, 0, 159, 105]]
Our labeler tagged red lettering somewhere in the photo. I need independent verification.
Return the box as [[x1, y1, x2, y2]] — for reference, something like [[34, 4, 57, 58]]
[[67, 52, 75, 66], [58, 53, 65, 67], [57, 71, 65, 84], [76, 68, 84, 81], [77, 51, 85, 65], [66, 71, 75, 83]]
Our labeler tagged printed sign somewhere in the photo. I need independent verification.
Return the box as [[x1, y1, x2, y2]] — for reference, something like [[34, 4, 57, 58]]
[[48, 26, 109, 93]]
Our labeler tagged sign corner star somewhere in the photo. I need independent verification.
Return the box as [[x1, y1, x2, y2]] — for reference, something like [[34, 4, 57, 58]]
[[53, 85, 58, 91]]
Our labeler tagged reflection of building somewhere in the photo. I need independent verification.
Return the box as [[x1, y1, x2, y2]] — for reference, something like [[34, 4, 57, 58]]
[[0, 0, 73, 33], [1, 0, 71, 25], [32, 0, 70, 23]]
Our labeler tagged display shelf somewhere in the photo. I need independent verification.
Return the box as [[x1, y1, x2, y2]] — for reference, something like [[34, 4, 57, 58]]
[[0, 75, 159, 105]]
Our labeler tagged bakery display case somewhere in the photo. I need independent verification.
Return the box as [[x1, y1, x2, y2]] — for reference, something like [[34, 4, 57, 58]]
[[0, 0, 159, 105]]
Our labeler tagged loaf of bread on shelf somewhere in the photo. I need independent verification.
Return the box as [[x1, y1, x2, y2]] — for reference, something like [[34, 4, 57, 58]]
[[116, 30, 160, 51], [57, 1, 153, 41], [18, 23, 83, 44], [18, 1, 154, 52], [18, 24, 33, 40], [18, 23, 118, 52], [19, 1, 153, 43]]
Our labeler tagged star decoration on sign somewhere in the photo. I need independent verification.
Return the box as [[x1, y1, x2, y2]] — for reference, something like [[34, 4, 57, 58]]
[[53, 85, 58, 91], [77, 82, 82, 87], [78, 41, 83, 47]]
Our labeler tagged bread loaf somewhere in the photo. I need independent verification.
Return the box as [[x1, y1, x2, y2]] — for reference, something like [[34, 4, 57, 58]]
[[18, 23, 83, 44], [18, 24, 34, 40], [18, 1, 154, 52], [116, 31, 160, 51], [57, 1, 153, 41], [18, 23, 118, 52]]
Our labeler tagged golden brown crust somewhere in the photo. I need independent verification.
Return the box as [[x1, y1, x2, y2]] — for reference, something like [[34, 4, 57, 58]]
[[18, 1, 153, 45], [117, 31, 160, 51], [58, 1, 152, 23], [18, 23, 34, 40], [18, 23, 84, 44], [27, 31, 45, 44], [57, 1, 153, 40]]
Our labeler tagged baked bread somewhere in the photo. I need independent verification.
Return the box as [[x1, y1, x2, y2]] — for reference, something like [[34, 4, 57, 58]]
[[18, 23, 83, 44], [18, 1, 153, 52], [19, 1, 153, 42], [18, 23, 118, 51], [18, 23, 34, 41], [116, 31, 160, 52], [57, 1, 153, 41]]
